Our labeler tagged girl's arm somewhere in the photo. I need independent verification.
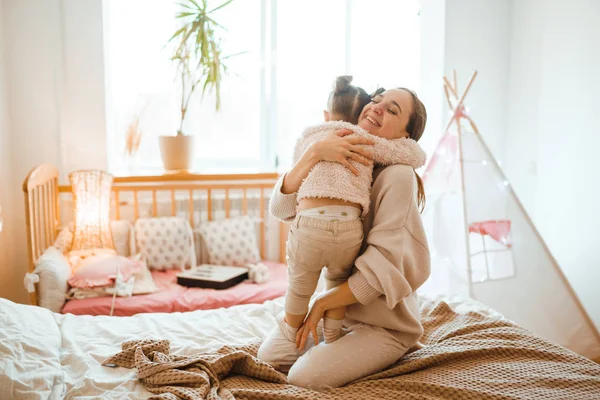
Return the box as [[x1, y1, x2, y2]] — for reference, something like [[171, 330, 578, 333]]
[[269, 130, 374, 221], [287, 129, 374, 191]]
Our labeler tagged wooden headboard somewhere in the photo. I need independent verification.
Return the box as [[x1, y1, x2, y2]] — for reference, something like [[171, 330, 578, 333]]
[[22, 164, 289, 306]]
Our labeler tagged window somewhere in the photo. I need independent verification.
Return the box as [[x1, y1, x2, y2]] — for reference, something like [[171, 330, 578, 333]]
[[104, 0, 420, 174]]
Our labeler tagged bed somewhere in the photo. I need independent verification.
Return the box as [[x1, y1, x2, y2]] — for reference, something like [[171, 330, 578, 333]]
[[22, 164, 290, 315], [61, 261, 287, 316], [2, 293, 599, 399]]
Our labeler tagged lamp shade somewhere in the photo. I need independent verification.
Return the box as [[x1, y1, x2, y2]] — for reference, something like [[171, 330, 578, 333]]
[[69, 170, 116, 256]]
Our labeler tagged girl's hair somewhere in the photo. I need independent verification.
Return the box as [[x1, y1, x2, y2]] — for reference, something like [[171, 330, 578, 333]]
[[371, 86, 428, 212], [327, 76, 371, 124]]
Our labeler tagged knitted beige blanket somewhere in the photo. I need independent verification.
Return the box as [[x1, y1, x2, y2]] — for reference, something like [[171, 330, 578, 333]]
[[103, 299, 600, 400]]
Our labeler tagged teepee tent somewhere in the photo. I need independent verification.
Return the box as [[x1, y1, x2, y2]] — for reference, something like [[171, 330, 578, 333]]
[[419, 71, 600, 361]]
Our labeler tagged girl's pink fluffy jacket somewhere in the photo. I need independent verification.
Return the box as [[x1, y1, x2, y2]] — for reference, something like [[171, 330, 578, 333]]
[[294, 121, 426, 216]]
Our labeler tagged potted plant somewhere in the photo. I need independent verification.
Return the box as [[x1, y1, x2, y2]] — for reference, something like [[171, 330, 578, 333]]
[[159, 0, 236, 172]]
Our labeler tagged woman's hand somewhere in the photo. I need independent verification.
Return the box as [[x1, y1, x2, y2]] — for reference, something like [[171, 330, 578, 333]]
[[296, 299, 326, 350], [309, 130, 374, 176]]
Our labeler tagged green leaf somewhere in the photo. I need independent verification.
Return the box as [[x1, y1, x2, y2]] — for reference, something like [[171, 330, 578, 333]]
[[177, 1, 196, 11], [167, 24, 188, 44], [188, 0, 203, 11], [208, 0, 235, 14]]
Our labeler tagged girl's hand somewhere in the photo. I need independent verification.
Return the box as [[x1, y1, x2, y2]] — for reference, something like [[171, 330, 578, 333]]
[[309, 130, 374, 176], [296, 299, 326, 350]]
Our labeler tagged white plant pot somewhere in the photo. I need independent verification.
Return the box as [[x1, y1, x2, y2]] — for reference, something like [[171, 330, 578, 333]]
[[158, 135, 194, 172]]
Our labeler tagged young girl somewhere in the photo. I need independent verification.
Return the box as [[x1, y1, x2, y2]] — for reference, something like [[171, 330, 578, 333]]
[[276, 76, 426, 345]]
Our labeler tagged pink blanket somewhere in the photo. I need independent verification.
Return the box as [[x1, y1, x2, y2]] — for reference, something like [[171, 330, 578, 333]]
[[62, 261, 287, 316]]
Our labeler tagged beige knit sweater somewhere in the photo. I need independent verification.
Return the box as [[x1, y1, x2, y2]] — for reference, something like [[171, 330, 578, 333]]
[[270, 164, 431, 348], [293, 121, 426, 216]]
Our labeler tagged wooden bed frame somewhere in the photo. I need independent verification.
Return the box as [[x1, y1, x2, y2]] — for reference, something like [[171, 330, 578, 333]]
[[23, 164, 289, 306]]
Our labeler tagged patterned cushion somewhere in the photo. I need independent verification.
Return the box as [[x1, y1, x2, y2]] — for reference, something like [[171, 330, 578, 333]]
[[134, 217, 196, 271], [53, 220, 136, 257], [196, 216, 261, 266]]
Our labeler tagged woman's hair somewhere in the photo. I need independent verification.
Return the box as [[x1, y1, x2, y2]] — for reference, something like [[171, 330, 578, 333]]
[[372, 86, 427, 212], [399, 87, 427, 212], [327, 76, 371, 124]]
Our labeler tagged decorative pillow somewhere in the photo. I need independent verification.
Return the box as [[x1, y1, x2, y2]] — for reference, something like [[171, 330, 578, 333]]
[[24, 246, 72, 312], [53, 220, 136, 257], [65, 261, 158, 299], [134, 217, 196, 270], [196, 216, 261, 266], [67, 253, 143, 289]]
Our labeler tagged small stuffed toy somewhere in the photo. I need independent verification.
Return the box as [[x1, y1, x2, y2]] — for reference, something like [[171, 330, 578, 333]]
[[246, 262, 270, 284]]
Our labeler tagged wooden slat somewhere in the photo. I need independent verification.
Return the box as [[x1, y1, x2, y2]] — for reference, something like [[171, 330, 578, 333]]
[[188, 189, 194, 228], [225, 189, 230, 218], [133, 190, 139, 220], [242, 188, 248, 215], [207, 189, 212, 221], [43, 182, 51, 249], [49, 181, 55, 242], [32, 188, 41, 259], [114, 190, 120, 220], [112, 172, 278, 183], [23, 190, 37, 305], [171, 190, 176, 216], [58, 182, 276, 193], [54, 178, 60, 237], [152, 190, 158, 217]]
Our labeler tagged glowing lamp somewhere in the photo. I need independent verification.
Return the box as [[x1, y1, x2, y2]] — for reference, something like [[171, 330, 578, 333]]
[[68, 170, 116, 256]]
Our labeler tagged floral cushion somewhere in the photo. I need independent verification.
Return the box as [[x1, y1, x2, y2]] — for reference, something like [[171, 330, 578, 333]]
[[134, 217, 196, 270], [196, 216, 261, 267]]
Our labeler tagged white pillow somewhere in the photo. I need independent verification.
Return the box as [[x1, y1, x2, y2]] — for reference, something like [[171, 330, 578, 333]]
[[53, 220, 136, 257], [27, 246, 71, 312], [134, 217, 196, 270], [196, 216, 261, 266]]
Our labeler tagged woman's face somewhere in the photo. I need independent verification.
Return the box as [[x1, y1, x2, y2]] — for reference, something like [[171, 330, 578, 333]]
[[357, 88, 413, 139]]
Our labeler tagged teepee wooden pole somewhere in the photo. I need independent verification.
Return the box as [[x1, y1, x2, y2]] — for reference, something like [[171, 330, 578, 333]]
[[443, 76, 457, 98], [453, 70, 458, 93], [443, 81, 453, 109], [454, 96, 474, 298], [444, 71, 478, 133]]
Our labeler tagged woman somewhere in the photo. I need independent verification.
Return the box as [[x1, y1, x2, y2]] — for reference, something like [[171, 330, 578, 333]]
[[257, 88, 430, 391]]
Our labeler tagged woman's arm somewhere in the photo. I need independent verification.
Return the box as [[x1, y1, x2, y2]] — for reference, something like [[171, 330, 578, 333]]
[[295, 282, 358, 349]]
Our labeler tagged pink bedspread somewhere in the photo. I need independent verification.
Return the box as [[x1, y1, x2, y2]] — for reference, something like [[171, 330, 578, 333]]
[[61, 262, 288, 316]]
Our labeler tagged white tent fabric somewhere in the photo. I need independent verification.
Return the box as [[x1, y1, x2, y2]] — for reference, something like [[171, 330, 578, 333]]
[[419, 72, 600, 361]]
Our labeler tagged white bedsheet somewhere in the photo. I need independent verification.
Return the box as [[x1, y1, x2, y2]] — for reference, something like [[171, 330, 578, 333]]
[[0, 297, 284, 399], [0, 294, 501, 400]]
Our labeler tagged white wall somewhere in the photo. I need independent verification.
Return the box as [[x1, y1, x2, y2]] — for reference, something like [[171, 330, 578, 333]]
[[0, 2, 19, 302], [506, 0, 600, 327], [444, 0, 510, 164], [0, 0, 106, 303]]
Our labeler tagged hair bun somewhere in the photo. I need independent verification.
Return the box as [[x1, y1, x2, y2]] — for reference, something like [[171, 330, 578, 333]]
[[334, 75, 353, 94]]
